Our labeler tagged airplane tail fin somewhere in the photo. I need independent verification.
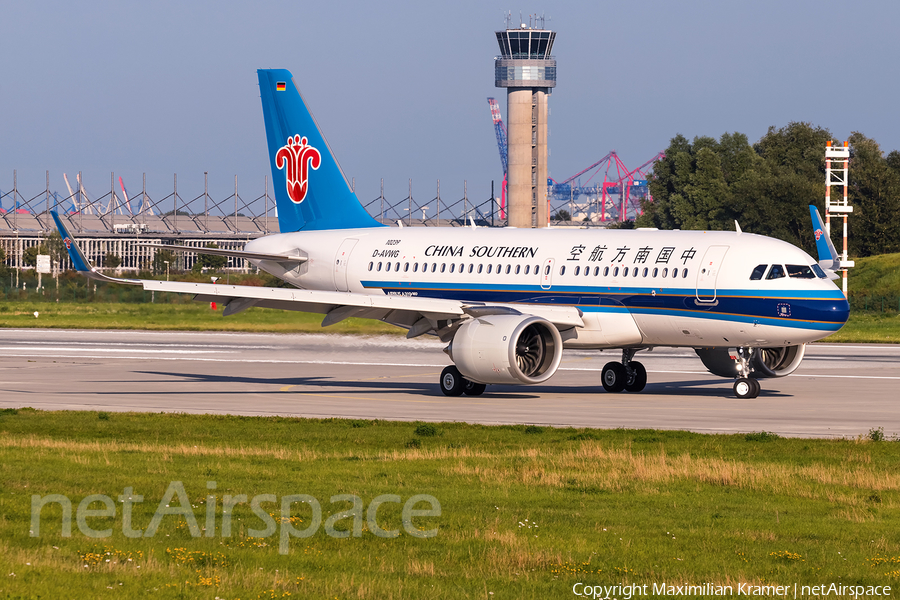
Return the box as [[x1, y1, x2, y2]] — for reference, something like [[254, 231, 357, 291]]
[[257, 69, 382, 233], [808, 205, 840, 271]]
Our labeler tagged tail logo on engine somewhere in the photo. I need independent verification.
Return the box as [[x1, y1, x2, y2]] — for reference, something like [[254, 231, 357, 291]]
[[276, 135, 322, 204]]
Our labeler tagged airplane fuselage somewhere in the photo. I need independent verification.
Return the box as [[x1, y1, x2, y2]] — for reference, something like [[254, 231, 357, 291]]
[[245, 226, 849, 350]]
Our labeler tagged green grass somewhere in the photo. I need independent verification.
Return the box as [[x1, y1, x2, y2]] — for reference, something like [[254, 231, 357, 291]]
[[0, 301, 402, 335], [1, 410, 899, 598]]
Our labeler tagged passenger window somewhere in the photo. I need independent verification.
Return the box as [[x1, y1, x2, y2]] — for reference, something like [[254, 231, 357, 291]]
[[593, 267, 599, 276], [750, 264, 767, 280], [652, 267, 658, 277], [459, 263, 464, 273], [662, 268, 668, 277], [683, 269, 688, 278], [368, 262, 373, 271], [468, 264, 474, 274], [404, 262, 409, 272], [385, 262, 391, 272], [413, 263, 418, 272], [477, 264, 483, 274], [585, 267, 590, 277], [672, 268, 678, 278], [574, 266, 580, 276], [613, 267, 619, 277], [431, 263, 437, 273], [496, 264, 501, 274], [786, 264, 815, 279], [515, 265, 520, 275], [449, 264, 455, 273], [766, 265, 785, 280], [560, 266, 566, 275], [524, 265, 530, 275], [487, 264, 492, 274], [377, 262, 383, 271], [535, 265, 540, 274], [506, 265, 512, 274], [603, 267, 609, 277], [544, 265, 550, 275], [440, 263, 446, 273], [811, 264, 827, 278], [642, 267, 648, 277], [395, 262, 400, 271]]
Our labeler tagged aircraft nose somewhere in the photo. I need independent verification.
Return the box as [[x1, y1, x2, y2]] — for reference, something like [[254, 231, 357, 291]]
[[821, 297, 850, 326]]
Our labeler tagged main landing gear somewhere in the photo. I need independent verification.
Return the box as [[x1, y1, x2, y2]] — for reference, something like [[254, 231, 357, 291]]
[[601, 349, 647, 393], [440, 365, 486, 397], [731, 347, 761, 399]]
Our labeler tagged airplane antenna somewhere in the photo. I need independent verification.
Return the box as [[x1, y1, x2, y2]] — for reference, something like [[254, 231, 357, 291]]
[[734, 220, 742, 234]]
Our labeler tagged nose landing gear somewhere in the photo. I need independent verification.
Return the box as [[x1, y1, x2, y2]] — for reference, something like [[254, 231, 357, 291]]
[[731, 347, 760, 399]]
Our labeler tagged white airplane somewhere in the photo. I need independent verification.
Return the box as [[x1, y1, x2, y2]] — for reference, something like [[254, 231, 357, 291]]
[[52, 68, 850, 399]]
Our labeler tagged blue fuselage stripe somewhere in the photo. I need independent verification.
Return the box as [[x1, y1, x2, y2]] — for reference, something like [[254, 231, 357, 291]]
[[360, 280, 850, 331]]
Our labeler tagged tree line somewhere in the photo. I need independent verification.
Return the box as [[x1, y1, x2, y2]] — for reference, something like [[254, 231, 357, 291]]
[[637, 122, 900, 258]]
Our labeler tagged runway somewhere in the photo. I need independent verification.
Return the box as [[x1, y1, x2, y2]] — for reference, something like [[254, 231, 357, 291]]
[[1, 328, 898, 438]]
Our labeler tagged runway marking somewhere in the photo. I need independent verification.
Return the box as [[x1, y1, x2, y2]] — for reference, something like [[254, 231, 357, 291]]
[[15, 341, 277, 349], [0, 347, 225, 355]]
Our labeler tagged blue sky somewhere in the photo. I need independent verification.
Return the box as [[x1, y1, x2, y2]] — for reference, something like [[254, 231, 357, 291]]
[[2, 0, 898, 215]]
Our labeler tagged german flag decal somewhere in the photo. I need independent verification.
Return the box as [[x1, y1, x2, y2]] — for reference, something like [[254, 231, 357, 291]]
[[276, 81, 286, 91]]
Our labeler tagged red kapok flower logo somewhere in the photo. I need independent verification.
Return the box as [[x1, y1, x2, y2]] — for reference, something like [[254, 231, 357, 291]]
[[275, 135, 321, 204]]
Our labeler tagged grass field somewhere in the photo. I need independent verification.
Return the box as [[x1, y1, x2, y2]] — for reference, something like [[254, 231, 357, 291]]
[[0, 409, 898, 598], [0, 300, 897, 343]]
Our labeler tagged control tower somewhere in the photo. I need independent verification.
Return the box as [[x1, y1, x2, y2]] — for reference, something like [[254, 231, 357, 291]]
[[494, 22, 556, 228]]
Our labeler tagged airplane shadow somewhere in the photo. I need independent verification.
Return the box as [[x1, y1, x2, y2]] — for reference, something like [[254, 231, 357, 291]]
[[120, 371, 788, 400]]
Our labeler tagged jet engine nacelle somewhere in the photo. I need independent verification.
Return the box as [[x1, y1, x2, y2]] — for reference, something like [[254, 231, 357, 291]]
[[695, 344, 806, 378], [448, 315, 563, 385]]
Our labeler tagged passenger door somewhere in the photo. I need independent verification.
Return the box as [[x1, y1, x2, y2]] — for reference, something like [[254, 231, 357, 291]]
[[333, 238, 358, 292], [695, 245, 729, 302]]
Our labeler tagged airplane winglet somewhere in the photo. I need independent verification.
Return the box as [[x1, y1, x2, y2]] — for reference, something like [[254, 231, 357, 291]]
[[808, 205, 840, 271], [50, 211, 141, 285]]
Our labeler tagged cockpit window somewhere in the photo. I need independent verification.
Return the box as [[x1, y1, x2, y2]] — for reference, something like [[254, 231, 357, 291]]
[[786, 264, 815, 279], [750, 264, 767, 280], [811, 264, 827, 279], [765, 264, 785, 280]]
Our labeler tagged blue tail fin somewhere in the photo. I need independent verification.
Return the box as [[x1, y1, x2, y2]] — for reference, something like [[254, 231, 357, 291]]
[[809, 205, 839, 270], [258, 69, 382, 232]]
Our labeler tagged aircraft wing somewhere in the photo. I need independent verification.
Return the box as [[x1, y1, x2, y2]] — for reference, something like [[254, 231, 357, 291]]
[[50, 211, 583, 337]]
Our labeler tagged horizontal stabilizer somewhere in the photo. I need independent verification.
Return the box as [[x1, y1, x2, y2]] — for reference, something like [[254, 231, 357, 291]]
[[139, 243, 307, 264]]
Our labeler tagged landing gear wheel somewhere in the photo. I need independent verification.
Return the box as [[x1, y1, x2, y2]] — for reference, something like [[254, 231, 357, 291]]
[[601, 362, 627, 393], [733, 377, 760, 399], [440, 366, 465, 397], [624, 361, 647, 393], [749, 378, 761, 398], [463, 380, 487, 396]]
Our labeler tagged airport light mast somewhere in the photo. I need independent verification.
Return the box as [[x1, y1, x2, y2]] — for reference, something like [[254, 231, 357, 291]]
[[494, 17, 556, 228], [824, 140, 854, 296]]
